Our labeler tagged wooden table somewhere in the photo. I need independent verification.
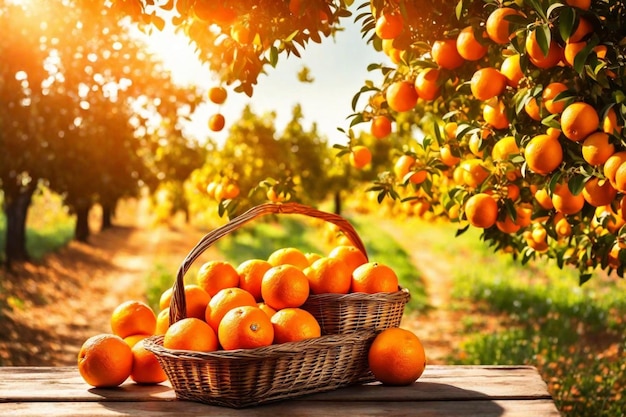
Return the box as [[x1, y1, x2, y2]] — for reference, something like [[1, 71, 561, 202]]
[[0, 365, 560, 416]]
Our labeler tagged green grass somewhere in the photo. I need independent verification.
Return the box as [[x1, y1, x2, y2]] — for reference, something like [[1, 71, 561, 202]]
[[399, 218, 626, 417]]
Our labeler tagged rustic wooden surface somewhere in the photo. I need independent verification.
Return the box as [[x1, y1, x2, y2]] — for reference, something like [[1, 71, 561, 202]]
[[0, 365, 561, 416]]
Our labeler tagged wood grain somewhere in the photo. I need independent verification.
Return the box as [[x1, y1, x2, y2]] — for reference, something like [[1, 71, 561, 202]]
[[0, 366, 561, 416]]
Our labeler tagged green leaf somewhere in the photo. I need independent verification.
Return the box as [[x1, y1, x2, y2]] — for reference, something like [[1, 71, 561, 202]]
[[558, 7, 576, 41], [579, 273, 592, 286], [568, 175, 586, 195], [269, 46, 278, 67], [534, 25, 552, 57]]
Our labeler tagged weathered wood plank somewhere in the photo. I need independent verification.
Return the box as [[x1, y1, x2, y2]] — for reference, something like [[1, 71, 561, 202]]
[[0, 399, 561, 417], [0, 366, 553, 403]]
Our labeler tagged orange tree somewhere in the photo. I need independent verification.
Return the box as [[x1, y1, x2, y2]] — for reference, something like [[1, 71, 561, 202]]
[[116, 0, 626, 282]]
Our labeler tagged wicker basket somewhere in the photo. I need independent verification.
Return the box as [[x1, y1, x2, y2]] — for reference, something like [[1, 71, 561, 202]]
[[144, 331, 376, 408], [144, 202, 410, 407]]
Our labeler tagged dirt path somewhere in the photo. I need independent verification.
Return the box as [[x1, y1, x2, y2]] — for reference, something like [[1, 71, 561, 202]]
[[373, 218, 459, 364], [0, 204, 211, 366]]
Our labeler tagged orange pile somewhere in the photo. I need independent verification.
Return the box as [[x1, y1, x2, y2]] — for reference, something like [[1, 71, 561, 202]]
[[78, 244, 424, 388]]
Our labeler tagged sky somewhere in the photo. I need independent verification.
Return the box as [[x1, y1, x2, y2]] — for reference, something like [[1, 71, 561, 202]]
[[142, 9, 388, 147]]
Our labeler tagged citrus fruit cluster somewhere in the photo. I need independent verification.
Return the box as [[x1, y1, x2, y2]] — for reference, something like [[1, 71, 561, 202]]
[[77, 243, 426, 387], [356, 0, 626, 281]]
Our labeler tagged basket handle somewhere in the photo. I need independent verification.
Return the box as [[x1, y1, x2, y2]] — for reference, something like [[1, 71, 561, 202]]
[[169, 202, 368, 324]]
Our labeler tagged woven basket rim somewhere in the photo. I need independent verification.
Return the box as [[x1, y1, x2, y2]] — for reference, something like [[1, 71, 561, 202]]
[[144, 330, 377, 361]]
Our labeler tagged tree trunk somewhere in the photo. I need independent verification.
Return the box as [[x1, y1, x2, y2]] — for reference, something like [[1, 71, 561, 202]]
[[334, 190, 342, 215], [3, 183, 37, 267], [101, 203, 113, 230], [74, 204, 91, 242]]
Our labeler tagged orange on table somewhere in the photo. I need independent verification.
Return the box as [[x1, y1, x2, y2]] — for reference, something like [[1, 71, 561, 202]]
[[218, 305, 274, 350], [205, 287, 257, 332], [271, 308, 321, 344], [78, 333, 133, 388], [110, 300, 157, 339], [305, 256, 352, 294], [368, 327, 426, 386], [236, 259, 272, 302], [267, 247, 310, 270], [130, 340, 168, 385], [261, 264, 310, 310], [351, 262, 399, 293], [196, 260, 239, 296], [328, 246, 365, 270], [163, 317, 218, 352]]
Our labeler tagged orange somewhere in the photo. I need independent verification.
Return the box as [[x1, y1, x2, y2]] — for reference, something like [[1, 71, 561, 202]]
[[375, 10, 404, 39], [305, 252, 323, 264], [561, 102, 600, 141], [500, 54, 524, 87], [351, 262, 399, 293], [328, 244, 368, 273], [414, 68, 441, 101], [236, 259, 272, 301], [350, 145, 372, 169], [261, 264, 310, 310], [603, 107, 623, 135], [565, 0, 591, 10], [218, 305, 274, 350], [491, 136, 519, 161], [460, 159, 490, 187], [603, 151, 626, 186], [305, 256, 352, 294], [464, 193, 498, 229], [614, 162, 626, 192], [524, 134, 563, 175], [208, 113, 226, 132], [393, 154, 416, 180], [267, 247, 310, 269], [555, 216, 572, 239], [110, 300, 157, 339], [222, 183, 240, 199], [524, 96, 542, 121], [444, 122, 458, 139], [208, 86, 227, 104], [534, 187, 555, 210], [192, 2, 236, 24], [456, 26, 488, 61], [486, 7, 521, 44], [155, 308, 170, 335], [205, 287, 257, 332], [582, 177, 617, 207], [386, 80, 418, 112], [230, 23, 250, 44], [123, 334, 150, 348], [496, 213, 521, 234], [159, 285, 211, 319], [440, 144, 461, 167], [371, 115, 393, 139], [526, 31, 563, 68], [483, 99, 509, 130], [582, 132, 615, 166], [257, 302, 277, 319], [564, 41, 587, 67], [368, 328, 426, 386], [542, 82, 569, 114], [196, 260, 239, 296], [271, 308, 321, 344], [431, 39, 464, 70], [552, 183, 585, 215], [130, 340, 168, 385], [163, 317, 218, 352], [470, 67, 507, 101], [568, 17, 593, 43], [78, 334, 133, 388]]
